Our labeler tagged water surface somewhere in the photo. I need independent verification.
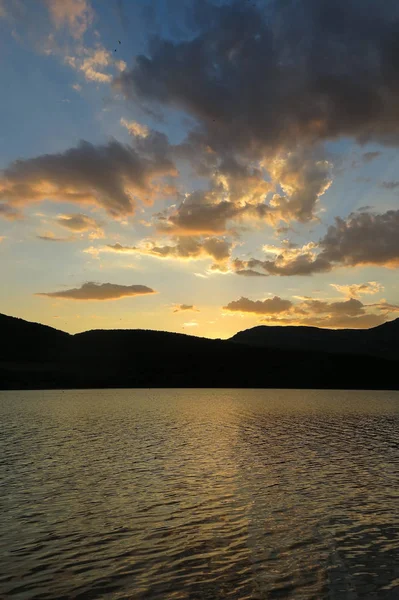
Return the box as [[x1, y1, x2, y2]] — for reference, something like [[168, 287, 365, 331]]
[[1, 389, 398, 599]]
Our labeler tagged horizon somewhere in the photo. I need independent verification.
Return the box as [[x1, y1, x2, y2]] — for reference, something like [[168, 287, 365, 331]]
[[1, 0, 399, 338]]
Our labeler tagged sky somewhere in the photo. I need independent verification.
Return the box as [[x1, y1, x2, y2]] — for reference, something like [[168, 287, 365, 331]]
[[0, 0, 399, 338]]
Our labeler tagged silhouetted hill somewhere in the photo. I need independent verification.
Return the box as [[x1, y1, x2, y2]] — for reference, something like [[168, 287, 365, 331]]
[[0, 313, 398, 390], [230, 318, 399, 360], [0, 313, 70, 361]]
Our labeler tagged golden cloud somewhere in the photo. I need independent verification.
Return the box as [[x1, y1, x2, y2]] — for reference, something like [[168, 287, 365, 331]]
[[330, 282, 383, 298], [233, 210, 399, 276], [223, 293, 399, 330], [0, 139, 177, 218], [121, 118, 149, 138], [104, 235, 233, 270], [65, 46, 126, 84], [45, 0, 93, 39]]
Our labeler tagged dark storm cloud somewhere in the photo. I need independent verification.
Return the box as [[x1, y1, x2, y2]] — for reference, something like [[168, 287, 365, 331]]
[[36, 281, 156, 300], [116, 0, 399, 154]]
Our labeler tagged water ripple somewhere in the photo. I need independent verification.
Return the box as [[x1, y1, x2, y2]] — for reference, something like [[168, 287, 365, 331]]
[[0, 388, 398, 599]]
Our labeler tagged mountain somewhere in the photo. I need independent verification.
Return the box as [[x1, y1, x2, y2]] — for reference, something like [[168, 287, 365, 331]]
[[230, 318, 399, 360], [0, 312, 398, 390]]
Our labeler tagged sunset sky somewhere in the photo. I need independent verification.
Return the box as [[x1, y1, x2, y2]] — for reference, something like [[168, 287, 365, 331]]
[[1, 0, 399, 338]]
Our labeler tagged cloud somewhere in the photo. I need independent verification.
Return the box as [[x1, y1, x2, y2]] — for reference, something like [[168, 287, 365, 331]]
[[36, 281, 156, 300], [233, 209, 399, 276], [369, 300, 399, 313], [42, 0, 125, 82], [45, 0, 93, 39], [233, 241, 332, 277], [299, 297, 366, 317], [362, 151, 381, 163], [321, 210, 399, 268], [380, 181, 399, 190], [37, 233, 73, 242], [267, 149, 332, 222], [0, 139, 177, 218], [4, 0, 125, 90], [65, 46, 126, 84], [261, 312, 388, 330], [223, 293, 398, 329], [121, 118, 149, 138], [154, 186, 279, 236], [105, 235, 233, 270], [235, 268, 268, 277], [102, 243, 137, 253], [112, 0, 399, 231], [115, 0, 399, 218], [330, 282, 383, 298], [173, 304, 199, 312], [0, 203, 21, 220], [160, 145, 332, 234], [56, 213, 102, 232], [155, 194, 243, 235], [223, 296, 293, 315], [118, 0, 399, 148]]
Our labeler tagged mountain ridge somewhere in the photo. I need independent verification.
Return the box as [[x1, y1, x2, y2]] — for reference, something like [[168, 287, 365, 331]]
[[229, 318, 399, 360], [0, 312, 398, 390]]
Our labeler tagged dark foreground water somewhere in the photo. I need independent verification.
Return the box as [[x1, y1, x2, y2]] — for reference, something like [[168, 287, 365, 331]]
[[1, 389, 398, 600]]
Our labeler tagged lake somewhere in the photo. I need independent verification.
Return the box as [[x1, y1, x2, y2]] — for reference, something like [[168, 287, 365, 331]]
[[1, 389, 398, 599]]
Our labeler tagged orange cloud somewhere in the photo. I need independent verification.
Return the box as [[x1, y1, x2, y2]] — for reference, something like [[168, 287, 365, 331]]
[[104, 236, 233, 271], [233, 209, 399, 276], [0, 139, 177, 218], [45, 0, 93, 39], [223, 294, 399, 329], [65, 46, 126, 83], [121, 118, 149, 138], [330, 282, 383, 298]]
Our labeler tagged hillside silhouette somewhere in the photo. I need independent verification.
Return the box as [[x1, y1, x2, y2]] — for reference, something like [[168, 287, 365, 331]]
[[0, 313, 398, 390], [230, 319, 399, 361]]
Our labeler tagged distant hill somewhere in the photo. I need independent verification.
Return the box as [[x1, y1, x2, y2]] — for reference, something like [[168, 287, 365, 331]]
[[230, 318, 399, 361], [0, 313, 70, 362], [0, 313, 398, 390]]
